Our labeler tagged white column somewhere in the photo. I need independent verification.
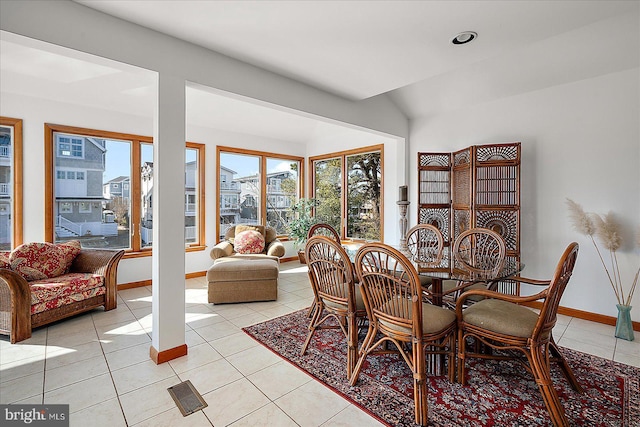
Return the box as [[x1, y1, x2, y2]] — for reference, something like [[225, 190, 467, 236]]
[[150, 72, 187, 363]]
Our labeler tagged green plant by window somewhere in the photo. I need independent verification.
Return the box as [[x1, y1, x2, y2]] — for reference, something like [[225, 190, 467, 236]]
[[288, 198, 319, 247]]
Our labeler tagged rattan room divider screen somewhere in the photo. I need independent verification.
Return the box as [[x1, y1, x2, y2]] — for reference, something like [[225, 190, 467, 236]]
[[418, 142, 521, 295]]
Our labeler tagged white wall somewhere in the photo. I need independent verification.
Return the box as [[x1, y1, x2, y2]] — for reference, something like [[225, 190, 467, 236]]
[[410, 68, 640, 321]]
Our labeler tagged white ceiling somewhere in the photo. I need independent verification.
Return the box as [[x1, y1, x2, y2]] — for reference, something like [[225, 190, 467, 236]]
[[1, 1, 638, 142]]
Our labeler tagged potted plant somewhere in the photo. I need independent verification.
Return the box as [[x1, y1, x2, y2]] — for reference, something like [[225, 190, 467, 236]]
[[289, 197, 319, 263]]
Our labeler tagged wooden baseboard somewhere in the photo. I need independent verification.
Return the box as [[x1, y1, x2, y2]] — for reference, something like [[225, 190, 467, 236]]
[[150, 343, 188, 364], [118, 279, 151, 290], [186, 271, 206, 279], [522, 301, 640, 331], [118, 271, 207, 289], [280, 256, 300, 263]]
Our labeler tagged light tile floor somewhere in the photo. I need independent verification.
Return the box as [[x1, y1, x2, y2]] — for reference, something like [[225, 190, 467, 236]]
[[1, 262, 638, 426]]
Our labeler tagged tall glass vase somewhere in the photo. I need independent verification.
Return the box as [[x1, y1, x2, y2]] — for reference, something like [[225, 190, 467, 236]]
[[614, 304, 634, 341]]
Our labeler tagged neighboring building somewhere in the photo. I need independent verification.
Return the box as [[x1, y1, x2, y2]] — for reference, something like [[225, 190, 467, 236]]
[[139, 161, 201, 245], [0, 126, 12, 247], [236, 174, 260, 222], [103, 175, 130, 203], [236, 171, 297, 234], [140, 161, 153, 245], [54, 134, 117, 238], [219, 166, 241, 238]]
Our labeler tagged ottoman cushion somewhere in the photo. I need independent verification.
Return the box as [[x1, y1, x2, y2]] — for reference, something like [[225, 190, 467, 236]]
[[207, 257, 279, 282]]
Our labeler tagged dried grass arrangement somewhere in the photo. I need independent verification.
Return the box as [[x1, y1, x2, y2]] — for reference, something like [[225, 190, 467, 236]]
[[566, 198, 639, 306]]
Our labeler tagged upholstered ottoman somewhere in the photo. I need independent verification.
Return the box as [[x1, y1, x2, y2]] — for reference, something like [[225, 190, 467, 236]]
[[207, 257, 279, 304]]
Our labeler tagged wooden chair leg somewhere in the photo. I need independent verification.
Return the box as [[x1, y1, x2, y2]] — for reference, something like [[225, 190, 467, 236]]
[[457, 327, 467, 385], [413, 338, 428, 426], [530, 345, 569, 427], [549, 338, 583, 393], [346, 312, 358, 380], [349, 324, 376, 386], [300, 302, 323, 356], [447, 331, 456, 383]]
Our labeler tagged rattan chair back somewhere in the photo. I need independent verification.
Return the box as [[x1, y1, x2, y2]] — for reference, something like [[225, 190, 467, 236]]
[[307, 223, 341, 243], [406, 224, 444, 267], [453, 227, 506, 275]]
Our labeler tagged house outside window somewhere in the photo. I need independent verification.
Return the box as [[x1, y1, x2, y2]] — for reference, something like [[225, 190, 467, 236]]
[[217, 147, 302, 240], [45, 124, 206, 254], [0, 117, 23, 250]]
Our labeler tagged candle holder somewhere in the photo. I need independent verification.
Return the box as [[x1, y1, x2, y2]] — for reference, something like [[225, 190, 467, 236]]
[[397, 200, 410, 255]]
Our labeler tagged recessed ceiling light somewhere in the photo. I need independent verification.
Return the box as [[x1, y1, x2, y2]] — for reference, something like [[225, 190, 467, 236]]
[[451, 31, 477, 45]]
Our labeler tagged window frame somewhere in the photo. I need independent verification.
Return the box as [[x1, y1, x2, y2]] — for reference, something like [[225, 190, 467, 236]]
[[309, 144, 384, 242], [44, 124, 206, 257], [0, 117, 23, 249], [216, 146, 304, 242]]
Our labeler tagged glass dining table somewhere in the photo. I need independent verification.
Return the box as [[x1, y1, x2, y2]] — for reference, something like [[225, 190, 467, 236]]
[[415, 257, 525, 306], [343, 241, 525, 307]]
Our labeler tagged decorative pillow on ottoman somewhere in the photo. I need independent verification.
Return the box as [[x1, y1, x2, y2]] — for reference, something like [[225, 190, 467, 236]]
[[10, 241, 82, 281], [234, 230, 265, 254]]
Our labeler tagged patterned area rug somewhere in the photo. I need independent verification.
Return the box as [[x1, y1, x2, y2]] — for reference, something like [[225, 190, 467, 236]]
[[243, 309, 639, 427]]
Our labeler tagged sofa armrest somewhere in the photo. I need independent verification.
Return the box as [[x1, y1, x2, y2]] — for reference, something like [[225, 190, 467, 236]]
[[0, 268, 32, 343], [210, 241, 234, 260], [70, 249, 125, 311], [266, 238, 285, 258]]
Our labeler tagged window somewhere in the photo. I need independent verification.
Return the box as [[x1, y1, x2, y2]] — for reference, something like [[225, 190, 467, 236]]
[[217, 147, 303, 240], [57, 135, 84, 158], [0, 117, 23, 250], [60, 202, 72, 214], [311, 145, 383, 241], [45, 124, 206, 255], [79, 202, 92, 213]]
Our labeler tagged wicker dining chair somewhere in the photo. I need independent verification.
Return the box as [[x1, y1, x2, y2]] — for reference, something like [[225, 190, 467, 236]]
[[301, 235, 366, 379], [441, 227, 507, 307], [305, 223, 342, 318], [456, 242, 583, 427], [405, 223, 458, 294], [307, 222, 341, 243], [350, 243, 456, 426]]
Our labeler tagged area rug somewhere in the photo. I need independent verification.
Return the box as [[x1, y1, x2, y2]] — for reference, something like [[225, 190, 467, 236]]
[[243, 309, 639, 426]]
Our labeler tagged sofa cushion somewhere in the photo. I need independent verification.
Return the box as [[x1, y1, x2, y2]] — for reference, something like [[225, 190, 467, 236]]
[[29, 273, 105, 310], [10, 241, 81, 281], [31, 288, 106, 315], [234, 230, 265, 254], [0, 251, 10, 269]]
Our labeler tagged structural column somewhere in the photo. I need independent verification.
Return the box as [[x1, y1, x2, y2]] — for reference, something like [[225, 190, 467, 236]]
[[150, 72, 187, 363]]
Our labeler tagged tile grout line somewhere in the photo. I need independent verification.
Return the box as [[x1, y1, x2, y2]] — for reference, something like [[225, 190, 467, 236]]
[[93, 309, 132, 427]]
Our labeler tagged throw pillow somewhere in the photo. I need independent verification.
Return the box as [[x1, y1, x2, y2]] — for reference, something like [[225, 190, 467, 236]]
[[10, 241, 82, 281], [234, 230, 265, 254]]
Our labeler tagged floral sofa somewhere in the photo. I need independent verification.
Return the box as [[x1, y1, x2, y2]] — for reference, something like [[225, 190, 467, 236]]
[[0, 241, 124, 343]]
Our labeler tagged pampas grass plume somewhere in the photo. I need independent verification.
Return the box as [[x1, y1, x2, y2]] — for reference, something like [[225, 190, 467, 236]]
[[566, 198, 595, 236], [594, 212, 622, 251]]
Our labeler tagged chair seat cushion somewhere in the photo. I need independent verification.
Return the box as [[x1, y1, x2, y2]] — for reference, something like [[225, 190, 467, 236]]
[[463, 298, 539, 338], [29, 273, 105, 314], [378, 300, 456, 335], [323, 283, 366, 311]]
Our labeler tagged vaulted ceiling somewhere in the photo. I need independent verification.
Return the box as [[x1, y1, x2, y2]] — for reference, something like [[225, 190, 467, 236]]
[[1, 1, 638, 142]]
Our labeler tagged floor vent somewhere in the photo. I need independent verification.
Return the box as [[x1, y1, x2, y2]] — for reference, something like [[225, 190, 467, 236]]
[[167, 380, 208, 416]]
